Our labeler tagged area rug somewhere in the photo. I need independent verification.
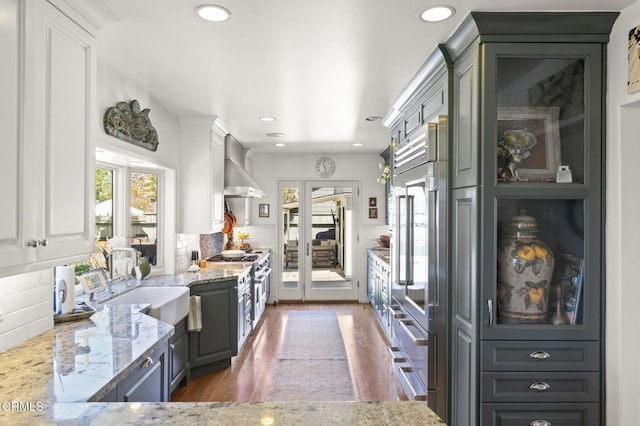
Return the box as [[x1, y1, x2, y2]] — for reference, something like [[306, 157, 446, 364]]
[[282, 270, 346, 282], [265, 311, 355, 401]]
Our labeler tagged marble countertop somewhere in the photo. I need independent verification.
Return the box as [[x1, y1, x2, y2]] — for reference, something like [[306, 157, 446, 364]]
[[368, 247, 390, 265], [8, 401, 445, 425], [0, 304, 174, 405], [0, 263, 252, 407]]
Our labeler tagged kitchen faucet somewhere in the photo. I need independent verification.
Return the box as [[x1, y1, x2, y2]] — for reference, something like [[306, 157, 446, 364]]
[[107, 248, 140, 282]]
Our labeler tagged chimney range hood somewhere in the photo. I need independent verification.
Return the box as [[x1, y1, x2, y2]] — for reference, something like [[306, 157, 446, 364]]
[[224, 134, 264, 198]]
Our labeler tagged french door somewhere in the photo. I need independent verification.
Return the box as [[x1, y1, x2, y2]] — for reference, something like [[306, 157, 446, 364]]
[[279, 180, 359, 301]]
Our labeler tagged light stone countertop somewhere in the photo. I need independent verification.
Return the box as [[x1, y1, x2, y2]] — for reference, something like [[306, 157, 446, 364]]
[[6, 401, 445, 425], [0, 252, 447, 425], [0, 304, 174, 405]]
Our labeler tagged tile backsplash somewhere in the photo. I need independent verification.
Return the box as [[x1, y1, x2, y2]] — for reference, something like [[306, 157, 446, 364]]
[[200, 232, 224, 259], [0, 269, 54, 353]]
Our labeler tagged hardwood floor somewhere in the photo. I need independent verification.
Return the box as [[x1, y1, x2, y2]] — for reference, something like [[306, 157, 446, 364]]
[[171, 303, 407, 402]]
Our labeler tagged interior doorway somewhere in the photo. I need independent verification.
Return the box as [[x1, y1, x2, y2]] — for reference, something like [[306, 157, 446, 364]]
[[279, 180, 359, 301]]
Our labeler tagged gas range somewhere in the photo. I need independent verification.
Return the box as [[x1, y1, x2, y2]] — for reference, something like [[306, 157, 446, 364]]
[[206, 250, 268, 263]]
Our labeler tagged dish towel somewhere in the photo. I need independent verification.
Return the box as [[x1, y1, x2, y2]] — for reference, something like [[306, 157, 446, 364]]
[[188, 295, 202, 332]]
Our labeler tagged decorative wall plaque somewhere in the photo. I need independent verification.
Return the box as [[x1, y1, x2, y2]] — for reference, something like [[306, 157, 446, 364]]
[[104, 100, 159, 151]]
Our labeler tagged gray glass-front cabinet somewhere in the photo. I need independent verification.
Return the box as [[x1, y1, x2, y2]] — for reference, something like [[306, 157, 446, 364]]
[[441, 12, 618, 426]]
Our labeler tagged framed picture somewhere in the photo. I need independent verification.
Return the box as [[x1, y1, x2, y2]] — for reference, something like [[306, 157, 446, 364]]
[[629, 24, 640, 94], [369, 197, 377, 207], [78, 268, 109, 296], [368, 207, 378, 219], [550, 254, 584, 325], [497, 106, 561, 182], [259, 203, 270, 218]]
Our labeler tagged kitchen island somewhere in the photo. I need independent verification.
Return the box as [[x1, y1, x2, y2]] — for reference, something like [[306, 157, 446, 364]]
[[0, 261, 446, 425]]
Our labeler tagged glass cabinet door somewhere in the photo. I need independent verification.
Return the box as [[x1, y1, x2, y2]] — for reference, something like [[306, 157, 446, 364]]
[[482, 43, 603, 340]]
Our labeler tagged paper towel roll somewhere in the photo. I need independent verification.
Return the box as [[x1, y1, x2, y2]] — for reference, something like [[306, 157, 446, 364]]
[[55, 265, 75, 315]]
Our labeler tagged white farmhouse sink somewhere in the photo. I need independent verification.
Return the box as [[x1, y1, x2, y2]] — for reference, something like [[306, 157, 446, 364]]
[[106, 286, 189, 326]]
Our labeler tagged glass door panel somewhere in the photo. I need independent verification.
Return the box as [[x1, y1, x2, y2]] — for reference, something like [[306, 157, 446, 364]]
[[495, 198, 585, 326], [496, 56, 586, 184], [280, 182, 302, 300], [304, 182, 358, 301]]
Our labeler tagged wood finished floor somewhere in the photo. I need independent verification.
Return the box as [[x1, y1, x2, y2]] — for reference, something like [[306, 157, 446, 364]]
[[172, 303, 407, 402]]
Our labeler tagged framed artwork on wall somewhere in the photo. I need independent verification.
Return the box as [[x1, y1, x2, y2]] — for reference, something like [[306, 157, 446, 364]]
[[629, 24, 640, 94], [259, 203, 270, 218]]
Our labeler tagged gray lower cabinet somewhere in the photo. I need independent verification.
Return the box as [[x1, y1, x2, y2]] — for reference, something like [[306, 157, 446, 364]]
[[169, 317, 188, 394], [482, 403, 600, 426], [367, 249, 391, 337], [189, 279, 238, 377], [97, 343, 169, 402]]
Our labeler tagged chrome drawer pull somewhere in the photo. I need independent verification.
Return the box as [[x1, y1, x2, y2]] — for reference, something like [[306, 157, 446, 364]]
[[142, 357, 154, 368], [529, 351, 551, 360], [529, 382, 551, 391], [399, 319, 428, 346], [530, 420, 551, 426]]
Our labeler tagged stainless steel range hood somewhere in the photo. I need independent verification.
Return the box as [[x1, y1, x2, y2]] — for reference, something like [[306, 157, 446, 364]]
[[224, 134, 264, 198]]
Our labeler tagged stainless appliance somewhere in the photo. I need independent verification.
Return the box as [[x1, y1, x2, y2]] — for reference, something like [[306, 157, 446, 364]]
[[251, 251, 271, 328], [223, 134, 264, 198], [390, 116, 447, 420]]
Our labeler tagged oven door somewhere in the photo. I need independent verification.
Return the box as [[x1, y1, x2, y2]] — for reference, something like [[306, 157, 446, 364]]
[[253, 267, 271, 326]]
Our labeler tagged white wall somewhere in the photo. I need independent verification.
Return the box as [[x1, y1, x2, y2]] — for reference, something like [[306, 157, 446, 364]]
[[228, 152, 389, 302], [607, 2, 640, 425], [96, 65, 181, 169]]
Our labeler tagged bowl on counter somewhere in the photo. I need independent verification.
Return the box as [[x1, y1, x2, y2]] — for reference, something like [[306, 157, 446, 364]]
[[377, 238, 390, 248]]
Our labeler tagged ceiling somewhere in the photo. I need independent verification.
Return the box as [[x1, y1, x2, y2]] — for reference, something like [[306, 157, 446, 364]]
[[97, 0, 633, 155]]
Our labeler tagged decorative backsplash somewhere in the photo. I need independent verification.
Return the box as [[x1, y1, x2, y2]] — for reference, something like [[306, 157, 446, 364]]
[[200, 232, 224, 259]]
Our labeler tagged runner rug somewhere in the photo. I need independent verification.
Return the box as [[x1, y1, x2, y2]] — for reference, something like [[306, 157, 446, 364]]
[[265, 310, 355, 401]]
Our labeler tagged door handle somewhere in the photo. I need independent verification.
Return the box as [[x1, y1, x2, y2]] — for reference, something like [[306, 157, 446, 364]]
[[406, 195, 414, 285]]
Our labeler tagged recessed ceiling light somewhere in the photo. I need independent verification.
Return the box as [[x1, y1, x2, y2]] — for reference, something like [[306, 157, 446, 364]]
[[419, 6, 455, 23], [352, 143, 363, 147], [196, 5, 231, 22], [365, 116, 382, 122], [259, 116, 276, 122], [275, 143, 286, 147], [266, 132, 285, 138]]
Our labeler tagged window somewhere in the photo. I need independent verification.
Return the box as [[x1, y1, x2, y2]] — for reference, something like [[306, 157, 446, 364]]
[[130, 171, 159, 265], [95, 164, 162, 266], [95, 167, 114, 240]]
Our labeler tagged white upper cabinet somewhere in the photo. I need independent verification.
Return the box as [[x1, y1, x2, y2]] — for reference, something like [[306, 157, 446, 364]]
[[178, 117, 226, 234], [0, 0, 96, 278]]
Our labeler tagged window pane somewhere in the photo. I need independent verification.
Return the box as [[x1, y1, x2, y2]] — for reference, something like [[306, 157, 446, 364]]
[[130, 171, 158, 265], [95, 167, 113, 240]]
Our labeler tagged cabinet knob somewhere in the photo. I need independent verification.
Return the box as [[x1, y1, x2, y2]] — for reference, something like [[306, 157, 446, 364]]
[[38, 239, 48, 247], [169, 344, 175, 352], [529, 351, 551, 360], [142, 357, 154, 368], [529, 382, 551, 391], [530, 421, 551, 426]]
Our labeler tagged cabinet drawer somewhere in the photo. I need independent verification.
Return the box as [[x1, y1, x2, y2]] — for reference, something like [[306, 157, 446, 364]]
[[482, 372, 599, 403], [403, 107, 421, 137], [482, 403, 599, 426], [482, 341, 599, 371]]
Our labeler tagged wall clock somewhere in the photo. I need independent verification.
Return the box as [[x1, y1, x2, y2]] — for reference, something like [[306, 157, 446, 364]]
[[314, 156, 335, 178]]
